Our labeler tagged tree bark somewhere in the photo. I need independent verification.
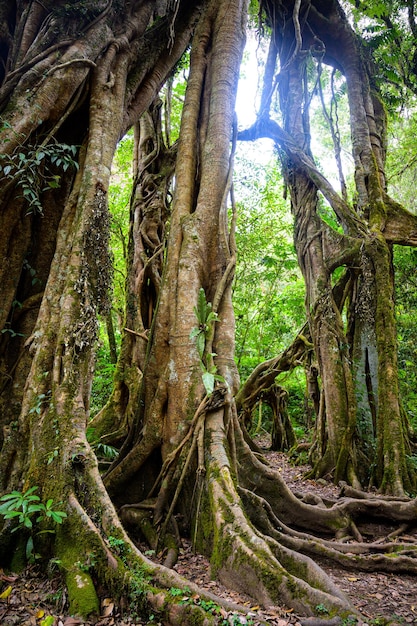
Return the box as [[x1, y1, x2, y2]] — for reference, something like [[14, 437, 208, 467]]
[[2, 1, 417, 623]]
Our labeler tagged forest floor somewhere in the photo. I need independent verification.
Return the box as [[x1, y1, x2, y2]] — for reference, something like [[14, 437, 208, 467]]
[[1, 440, 417, 626]]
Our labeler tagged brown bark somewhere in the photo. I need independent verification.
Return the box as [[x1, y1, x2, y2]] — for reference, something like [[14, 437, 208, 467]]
[[90, 100, 176, 445], [241, 0, 416, 496], [2, 2, 417, 623]]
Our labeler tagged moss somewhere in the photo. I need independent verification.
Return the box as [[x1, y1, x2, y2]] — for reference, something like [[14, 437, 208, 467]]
[[209, 524, 234, 579], [65, 567, 100, 618], [191, 478, 214, 555], [56, 527, 100, 619]]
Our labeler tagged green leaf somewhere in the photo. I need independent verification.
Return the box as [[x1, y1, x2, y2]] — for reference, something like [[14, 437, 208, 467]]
[[196, 332, 205, 358], [195, 288, 207, 324], [27, 504, 44, 514], [0, 490, 22, 501], [26, 536, 34, 560], [3, 510, 21, 519], [206, 311, 218, 325], [189, 327, 201, 339], [202, 371, 215, 396], [48, 511, 67, 524]]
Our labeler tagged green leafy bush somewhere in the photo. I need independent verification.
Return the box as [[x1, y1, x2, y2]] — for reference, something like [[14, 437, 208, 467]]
[[0, 486, 67, 562]]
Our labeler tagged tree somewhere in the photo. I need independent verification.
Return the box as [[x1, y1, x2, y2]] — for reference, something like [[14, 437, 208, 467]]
[[2, 0, 417, 622], [239, 0, 417, 495]]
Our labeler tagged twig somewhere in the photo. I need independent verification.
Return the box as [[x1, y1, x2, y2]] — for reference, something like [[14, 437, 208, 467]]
[[124, 327, 149, 341]]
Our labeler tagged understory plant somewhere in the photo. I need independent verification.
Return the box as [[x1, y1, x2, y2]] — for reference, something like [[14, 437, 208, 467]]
[[0, 486, 67, 562]]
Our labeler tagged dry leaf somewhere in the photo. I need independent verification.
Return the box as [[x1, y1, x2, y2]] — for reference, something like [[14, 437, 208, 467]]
[[102, 600, 114, 617]]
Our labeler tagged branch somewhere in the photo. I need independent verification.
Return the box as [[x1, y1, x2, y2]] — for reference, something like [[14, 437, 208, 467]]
[[238, 117, 367, 235]]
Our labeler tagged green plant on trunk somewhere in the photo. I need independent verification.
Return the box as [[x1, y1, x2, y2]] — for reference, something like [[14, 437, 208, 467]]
[[0, 486, 67, 562], [190, 288, 225, 396], [0, 142, 78, 214]]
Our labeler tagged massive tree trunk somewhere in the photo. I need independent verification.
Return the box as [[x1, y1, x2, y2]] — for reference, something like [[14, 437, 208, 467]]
[[2, 1, 417, 623], [90, 99, 176, 447], [240, 0, 417, 495]]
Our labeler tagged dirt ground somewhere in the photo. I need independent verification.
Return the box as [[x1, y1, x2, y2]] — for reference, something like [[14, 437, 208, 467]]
[[1, 447, 417, 626]]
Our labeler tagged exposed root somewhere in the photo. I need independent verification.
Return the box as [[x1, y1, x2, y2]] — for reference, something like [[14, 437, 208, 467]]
[[205, 410, 357, 617], [55, 464, 258, 624], [239, 487, 417, 574]]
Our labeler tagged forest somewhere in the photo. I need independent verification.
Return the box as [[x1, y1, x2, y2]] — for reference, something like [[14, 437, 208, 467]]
[[1, 0, 417, 623]]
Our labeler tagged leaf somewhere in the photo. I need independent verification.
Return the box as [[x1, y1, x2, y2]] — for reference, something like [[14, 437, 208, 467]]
[[40, 617, 56, 626], [195, 288, 207, 324], [205, 311, 218, 325], [196, 332, 205, 358], [202, 371, 215, 396], [0, 585, 12, 600], [3, 510, 21, 519], [49, 510, 67, 524], [27, 504, 44, 515], [26, 535, 33, 561], [102, 598, 115, 616], [189, 327, 201, 339]]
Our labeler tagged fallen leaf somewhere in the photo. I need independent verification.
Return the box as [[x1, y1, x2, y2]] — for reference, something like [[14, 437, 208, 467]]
[[102, 599, 114, 617], [63, 618, 83, 625], [347, 577, 359, 582], [36, 609, 45, 619], [0, 585, 12, 600]]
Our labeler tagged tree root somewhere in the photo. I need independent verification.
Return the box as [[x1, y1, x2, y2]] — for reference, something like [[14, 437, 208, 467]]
[[54, 463, 259, 624], [239, 487, 417, 574], [205, 410, 358, 618]]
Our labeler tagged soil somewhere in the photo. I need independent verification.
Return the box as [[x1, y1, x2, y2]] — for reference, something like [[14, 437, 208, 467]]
[[1, 444, 417, 626]]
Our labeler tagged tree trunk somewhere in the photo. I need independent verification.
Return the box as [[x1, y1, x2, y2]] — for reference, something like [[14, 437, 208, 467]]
[[2, 1, 417, 623], [240, 0, 417, 495]]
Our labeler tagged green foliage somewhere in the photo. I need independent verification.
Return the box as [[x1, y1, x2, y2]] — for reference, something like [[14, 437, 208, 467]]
[[86, 427, 119, 460], [315, 603, 330, 615], [0, 487, 67, 562], [107, 535, 129, 556], [190, 288, 225, 396], [190, 288, 219, 359], [28, 391, 51, 416], [177, 591, 254, 624], [0, 142, 78, 214], [233, 157, 305, 377], [169, 586, 190, 597], [349, 0, 417, 106], [394, 246, 417, 430], [387, 111, 417, 214]]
